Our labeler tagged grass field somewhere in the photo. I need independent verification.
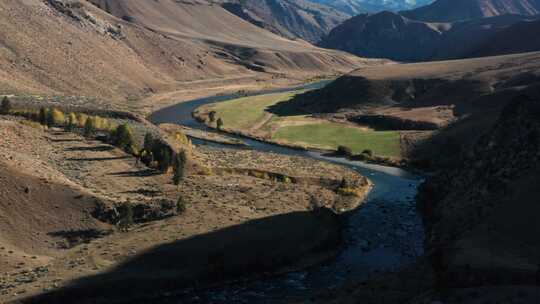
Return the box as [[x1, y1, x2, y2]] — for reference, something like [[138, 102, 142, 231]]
[[203, 91, 401, 158], [273, 123, 400, 157], [207, 92, 296, 130]]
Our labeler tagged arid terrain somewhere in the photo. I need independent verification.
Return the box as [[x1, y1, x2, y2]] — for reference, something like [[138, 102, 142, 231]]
[[0, 0, 374, 114], [2, 0, 540, 303], [0, 111, 370, 303]]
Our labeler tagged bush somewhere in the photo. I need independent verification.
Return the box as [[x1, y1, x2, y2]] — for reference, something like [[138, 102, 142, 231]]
[[112, 123, 135, 152], [47, 108, 65, 126], [1, 96, 12, 114], [176, 196, 186, 214], [118, 203, 134, 232], [337, 145, 353, 157]]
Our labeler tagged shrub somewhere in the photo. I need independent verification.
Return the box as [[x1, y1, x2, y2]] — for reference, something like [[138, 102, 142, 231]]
[[1, 96, 12, 114], [175, 131, 190, 146], [176, 196, 186, 214], [112, 123, 135, 151], [208, 111, 217, 122], [339, 177, 351, 189], [216, 118, 224, 130], [362, 149, 374, 157], [84, 116, 96, 137], [337, 145, 353, 157], [118, 203, 134, 232], [173, 151, 186, 186], [47, 108, 65, 126]]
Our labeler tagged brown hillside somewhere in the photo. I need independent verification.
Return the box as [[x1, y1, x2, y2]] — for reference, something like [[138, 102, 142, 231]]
[[0, 0, 363, 110]]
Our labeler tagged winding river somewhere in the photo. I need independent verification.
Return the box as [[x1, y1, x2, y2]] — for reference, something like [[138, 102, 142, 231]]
[[148, 81, 424, 303]]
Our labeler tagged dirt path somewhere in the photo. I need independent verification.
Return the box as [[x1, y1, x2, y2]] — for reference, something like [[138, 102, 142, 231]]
[[249, 112, 274, 132]]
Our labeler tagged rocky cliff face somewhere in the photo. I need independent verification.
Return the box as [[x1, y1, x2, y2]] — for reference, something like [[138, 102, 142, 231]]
[[417, 96, 540, 287]]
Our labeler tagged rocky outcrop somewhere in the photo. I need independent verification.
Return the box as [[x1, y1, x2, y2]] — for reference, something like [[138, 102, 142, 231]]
[[417, 96, 540, 288]]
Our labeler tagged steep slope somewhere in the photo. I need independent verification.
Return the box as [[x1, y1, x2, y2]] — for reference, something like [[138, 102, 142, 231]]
[[0, 0, 363, 110], [318, 11, 536, 61], [417, 96, 540, 289], [402, 0, 540, 22], [221, 0, 350, 43], [286, 52, 540, 113], [470, 19, 540, 57]]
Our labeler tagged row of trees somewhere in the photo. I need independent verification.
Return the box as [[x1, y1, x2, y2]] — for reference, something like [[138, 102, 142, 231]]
[[9, 103, 187, 187]]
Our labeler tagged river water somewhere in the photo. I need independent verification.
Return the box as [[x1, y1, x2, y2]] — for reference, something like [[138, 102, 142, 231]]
[[148, 81, 424, 303]]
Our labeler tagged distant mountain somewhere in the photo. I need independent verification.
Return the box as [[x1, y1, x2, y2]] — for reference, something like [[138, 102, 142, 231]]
[[402, 0, 540, 22], [311, 0, 434, 14], [318, 11, 537, 61], [221, 0, 350, 43], [470, 19, 540, 57]]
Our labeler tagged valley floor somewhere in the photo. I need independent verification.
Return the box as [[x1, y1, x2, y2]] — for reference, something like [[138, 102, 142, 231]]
[[194, 91, 403, 158]]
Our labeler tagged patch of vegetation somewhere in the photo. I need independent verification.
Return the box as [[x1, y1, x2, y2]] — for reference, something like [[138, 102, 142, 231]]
[[273, 122, 401, 157], [206, 92, 296, 129]]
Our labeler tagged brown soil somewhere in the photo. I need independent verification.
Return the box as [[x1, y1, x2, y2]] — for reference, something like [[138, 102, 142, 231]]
[[0, 117, 370, 303]]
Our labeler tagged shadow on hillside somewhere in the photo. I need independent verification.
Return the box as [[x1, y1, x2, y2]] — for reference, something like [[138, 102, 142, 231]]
[[47, 138, 82, 143], [48, 229, 113, 248], [66, 156, 131, 162], [265, 91, 314, 117], [109, 169, 161, 177], [22, 209, 343, 304], [65, 145, 115, 152]]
